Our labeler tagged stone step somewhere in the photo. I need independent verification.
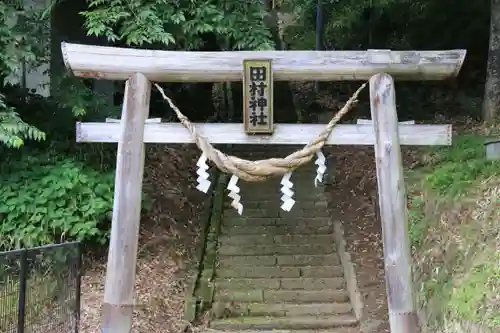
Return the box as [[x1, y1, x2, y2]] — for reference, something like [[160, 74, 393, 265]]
[[280, 277, 345, 290], [277, 254, 340, 266], [224, 208, 280, 218], [223, 208, 331, 219], [222, 217, 332, 228], [218, 233, 334, 246], [209, 314, 357, 330], [241, 200, 328, 210], [203, 329, 360, 333], [212, 301, 353, 317], [301, 266, 344, 278], [217, 265, 343, 279], [219, 234, 274, 245], [218, 244, 336, 256], [218, 253, 340, 267], [220, 224, 334, 235], [217, 266, 301, 278], [218, 255, 277, 267], [215, 277, 344, 291], [223, 208, 332, 219], [263, 289, 349, 303], [280, 209, 331, 218], [215, 278, 280, 290], [215, 289, 349, 303]]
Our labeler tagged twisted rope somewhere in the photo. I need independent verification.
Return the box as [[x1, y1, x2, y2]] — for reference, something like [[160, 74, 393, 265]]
[[154, 82, 367, 182]]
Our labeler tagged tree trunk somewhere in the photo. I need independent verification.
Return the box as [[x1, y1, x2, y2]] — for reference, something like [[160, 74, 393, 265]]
[[483, 0, 500, 123], [261, 0, 298, 123], [314, 0, 324, 93]]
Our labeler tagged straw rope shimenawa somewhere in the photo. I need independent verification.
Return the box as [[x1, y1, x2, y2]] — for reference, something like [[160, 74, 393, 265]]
[[154, 82, 367, 182]]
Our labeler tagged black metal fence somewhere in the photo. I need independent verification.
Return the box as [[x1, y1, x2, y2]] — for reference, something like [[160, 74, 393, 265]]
[[0, 242, 81, 333]]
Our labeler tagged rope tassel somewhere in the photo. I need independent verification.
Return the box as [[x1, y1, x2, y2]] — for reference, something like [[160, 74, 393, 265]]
[[196, 153, 211, 193], [314, 151, 327, 187], [227, 175, 243, 215], [280, 172, 295, 211]]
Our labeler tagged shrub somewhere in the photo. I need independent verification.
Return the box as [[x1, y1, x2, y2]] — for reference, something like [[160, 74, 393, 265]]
[[0, 155, 114, 250]]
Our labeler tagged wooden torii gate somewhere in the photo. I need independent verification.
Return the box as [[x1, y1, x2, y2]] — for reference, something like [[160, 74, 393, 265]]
[[61, 42, 466, 333]]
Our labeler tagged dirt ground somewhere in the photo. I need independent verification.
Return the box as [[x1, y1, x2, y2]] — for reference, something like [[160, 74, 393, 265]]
[[78, 145, 210, 333], [326, 146, 389, 333], [326, 145, 419, 333]]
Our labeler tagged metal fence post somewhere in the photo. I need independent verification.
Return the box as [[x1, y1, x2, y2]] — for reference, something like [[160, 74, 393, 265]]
[[17, 250, 27, 333], [74, 243, 82, 333]]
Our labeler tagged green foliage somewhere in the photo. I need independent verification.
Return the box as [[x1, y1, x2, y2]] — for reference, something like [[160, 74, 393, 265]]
[[421, 136, 500, 197], [0, 1, 50, 85], [0, 1, 113, 148], [0, 155, 115, 250], [0, 1, 51, 148], [408, 135, 500, 247], [81, 0, 274, 50], [50, 73, 120, 119], [0, 93, 45, 148]]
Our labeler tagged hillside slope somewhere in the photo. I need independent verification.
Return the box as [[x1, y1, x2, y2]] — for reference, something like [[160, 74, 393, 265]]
[[408, 131, 500, 332], [326, 122, 500, 333]]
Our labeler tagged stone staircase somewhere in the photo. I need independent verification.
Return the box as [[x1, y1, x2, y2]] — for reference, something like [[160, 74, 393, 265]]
[[206, 147, 359, 332]]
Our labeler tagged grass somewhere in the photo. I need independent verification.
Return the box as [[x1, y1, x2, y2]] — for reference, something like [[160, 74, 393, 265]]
[[448, 253, 500, 326], [407, 133, 500, 331]]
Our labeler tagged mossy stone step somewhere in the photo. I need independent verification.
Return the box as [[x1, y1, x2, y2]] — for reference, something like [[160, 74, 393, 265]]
[[212, 301, 353, 318], [222, 217, 332, 227], [301, 265, 344, 277], [218, 243, 336, 256], [218, 253, 340, 267], [217, 265, 343, 279], [215, 277, 344, 291], [218, 233, 335, 246], [217, 266, 301, 278], [280, 277, 345, 290], [220, 224, 334, 235], [263, 289, 349, 303], [215, 288, 349, 303], [280, 208, 331, 218], [202, 326, 363, 333], [215, 289, 264, 302], [209, 314, 357, 330], [218, 255, 277, 267], [276, 253, 340, 266], [242, 200, 328, 210], [224, 208, 280, 218], [218, 234, 275, 245], [203, 329, 360, 333], [215, 278, 281, 290]]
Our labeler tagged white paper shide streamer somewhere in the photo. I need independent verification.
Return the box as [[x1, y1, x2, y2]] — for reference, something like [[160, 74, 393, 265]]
[[280, 172, 295, 211], [227, 175, 243, 215], [195, 153, 211, 193], [314, 151, 327, 187]]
